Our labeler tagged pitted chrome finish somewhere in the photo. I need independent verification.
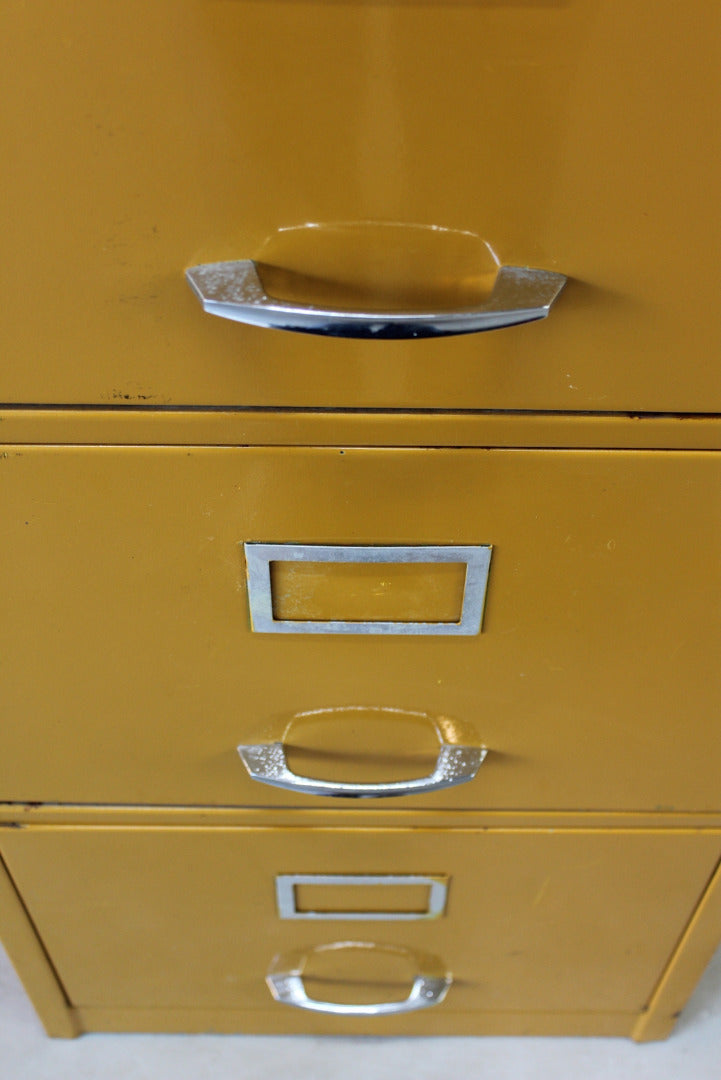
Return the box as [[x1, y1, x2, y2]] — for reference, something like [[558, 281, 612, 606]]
[[186, 260, 566, 339], [237, 740, 486, 799], [266, 972, 450, 1015], [266, 942, 451, 1015]]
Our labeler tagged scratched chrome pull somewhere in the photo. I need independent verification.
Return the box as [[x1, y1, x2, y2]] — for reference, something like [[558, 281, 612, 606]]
[[237, 740, 486, 799], [267, 943, 451, 1016], [185, 260, 566, 339]]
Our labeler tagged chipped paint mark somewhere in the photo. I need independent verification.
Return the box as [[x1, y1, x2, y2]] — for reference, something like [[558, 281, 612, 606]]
[[110, 390, 155, 401], [99, 386, 171, 404]]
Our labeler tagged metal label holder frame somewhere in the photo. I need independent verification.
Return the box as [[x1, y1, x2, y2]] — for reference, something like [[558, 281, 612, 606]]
[[275, 874, 449, 921], [244, 543, 492, 635]]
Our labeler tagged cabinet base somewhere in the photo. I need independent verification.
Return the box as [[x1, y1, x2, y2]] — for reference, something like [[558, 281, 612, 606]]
[[71, 1006, 640, 1039]]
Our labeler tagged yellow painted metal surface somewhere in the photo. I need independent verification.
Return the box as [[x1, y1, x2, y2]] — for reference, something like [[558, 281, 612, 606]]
[[1, 0, 720, 1045], [1, 1, 720, 410], [68, 1005, 635, 1038], [0, 852, 79, 1038], [633, 853, 721, 1041], [269, 559, 467, 624], [4, 410, 721, 451], [1, 824, 719, 1033], [4, 803, 721, 834], [0, 444, 719, 812]]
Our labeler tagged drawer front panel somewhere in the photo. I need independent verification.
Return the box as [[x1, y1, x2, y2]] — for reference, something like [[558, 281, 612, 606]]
[[2, 825, 719, 1023], [0, 445, 719, 811], [1, 1, 720, 410]]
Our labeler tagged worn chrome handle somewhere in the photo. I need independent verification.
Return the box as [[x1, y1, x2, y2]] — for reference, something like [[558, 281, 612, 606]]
[[267, 971, 450, 1016], [267, 944, 451, 1016], [237, 740, 486, 798], [185, 260, 565, 339]]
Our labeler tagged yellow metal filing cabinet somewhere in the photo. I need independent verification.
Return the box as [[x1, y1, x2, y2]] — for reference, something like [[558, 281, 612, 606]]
[[1, 0, 721, 1041]]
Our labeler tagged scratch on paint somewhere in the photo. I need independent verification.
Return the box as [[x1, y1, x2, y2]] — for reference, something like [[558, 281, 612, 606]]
[[533, 877, 551, 907]]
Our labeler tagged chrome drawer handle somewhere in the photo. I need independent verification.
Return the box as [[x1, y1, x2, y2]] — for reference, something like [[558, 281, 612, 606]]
[[267, 944, 451, 1016], [237, 740, 486, 798], [267, 972, 450, 1016], [185, 260, 566, 339]]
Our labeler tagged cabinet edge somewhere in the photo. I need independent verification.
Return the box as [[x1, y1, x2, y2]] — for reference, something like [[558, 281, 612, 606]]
[[4, 805, 721, 830], [633, 854, 721, 1041], [2, 409, 721, 450], [0, 850, 80, 1038], [72, 1005, 636, 1038]]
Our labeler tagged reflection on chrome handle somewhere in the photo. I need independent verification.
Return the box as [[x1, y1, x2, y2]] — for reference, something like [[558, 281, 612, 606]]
[[237, 740, 486, 798], [185, 260, 566, 339], [267, 971, 450, 1016]]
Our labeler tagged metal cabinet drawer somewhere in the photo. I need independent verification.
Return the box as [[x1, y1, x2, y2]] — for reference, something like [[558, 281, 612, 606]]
[[2, 822, 720, 1036], [1, 1, 720, 411], [1, 444, 719, 811]]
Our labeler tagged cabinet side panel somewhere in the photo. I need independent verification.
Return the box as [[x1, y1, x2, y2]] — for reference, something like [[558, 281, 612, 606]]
[[0, 842, 80, 1038], [633, 855, 721, 1042]]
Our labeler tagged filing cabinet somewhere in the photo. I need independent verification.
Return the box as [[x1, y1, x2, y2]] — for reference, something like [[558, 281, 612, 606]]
[[2, 0, 721, 1042], [3, 825, 721, 1036]]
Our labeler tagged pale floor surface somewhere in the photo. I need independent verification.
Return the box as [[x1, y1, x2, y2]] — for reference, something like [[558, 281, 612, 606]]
[[2, 944, 721, 1080]]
